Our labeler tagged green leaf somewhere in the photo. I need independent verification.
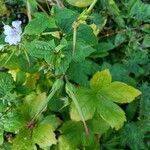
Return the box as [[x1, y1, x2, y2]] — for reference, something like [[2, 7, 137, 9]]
[[90, 69, 112, 90], [95, 42, 115, 53], [67, 60, 99, 86], [115, 32, 127, 46], [3, 111, 25, 132], [72, 42, 96, 62], [0, 72, 14, 98], [12, 120, 57, 149], [101, 63, 136, 85], [101, 0, 125, 27], [33, 123, 57, 148], [66, 0, 93, 7], [41, 115, 61, 130], [0, 0, 8, 16], [70, 88, 96, 121], [24, 13, 56, 35], [129, 0, 150, 22], [58, 121, 84, 150], [0, 126, 4, 145], [54, 7, 79, 33], [12, 129, 35, 150], [101, 81, 141, 103], [55, 50, 72, 75], [77, 24, 98, 46], [120, 122, 148, 150], [139, 83, 150, 120], [87, 113, 110, 134], [24, 92, 47, 118], [96, 92, 126, 130], [17, 55, 39, 73], [25, 40, 55, 59], [142, 34, 150, 48], [66, 83, 88, 133]]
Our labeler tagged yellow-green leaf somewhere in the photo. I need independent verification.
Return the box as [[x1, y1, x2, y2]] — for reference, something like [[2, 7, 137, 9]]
[[101, 81, 142, 103], [96, 92, 126, 130], [66, 0, 93, 8], [70, 88, 96, 121], [90, 69, 112, 90], [33, 123, 57, 148], [12, 129, 36, 150], [24, 92, 47, 118]]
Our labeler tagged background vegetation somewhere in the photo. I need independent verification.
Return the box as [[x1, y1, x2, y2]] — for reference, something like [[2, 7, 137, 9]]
[[0, 0, 150, 149]]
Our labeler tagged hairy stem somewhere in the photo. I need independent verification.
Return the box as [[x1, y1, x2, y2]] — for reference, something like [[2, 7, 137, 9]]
[[72, 23, 77, 56]]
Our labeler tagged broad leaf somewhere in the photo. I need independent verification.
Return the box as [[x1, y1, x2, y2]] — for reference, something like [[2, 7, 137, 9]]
[[0, 72, 14, 97], [25, 40, 55, 59], [87, 113, 110, 134], [54, 7, 79, 33], [90, 69, 112, 90], [77, 24, 98, 46], [70, 88, 96, 121], [24, 92, 47, 118], [101, 81, 141, 103], [67, 60, 99, 86], [25, 13, 56, 35], [58, 121, 84, 150], [72, 42, 96, 62], [3, 111, 25, 132], [12, 129, 35, 150], [96, 92, 126, 130], [33, 123, 57, 148], [66, 0, 93, 7]]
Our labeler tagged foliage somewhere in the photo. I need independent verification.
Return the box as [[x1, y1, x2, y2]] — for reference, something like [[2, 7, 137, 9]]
[[0, 0, 149, 149]]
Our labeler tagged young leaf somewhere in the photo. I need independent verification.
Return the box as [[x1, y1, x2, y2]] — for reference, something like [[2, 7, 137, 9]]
[[90, 69, 112, 90]]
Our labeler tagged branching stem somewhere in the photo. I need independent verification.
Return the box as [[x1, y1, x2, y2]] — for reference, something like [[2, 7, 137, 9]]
[[72, 0, 98, 56]]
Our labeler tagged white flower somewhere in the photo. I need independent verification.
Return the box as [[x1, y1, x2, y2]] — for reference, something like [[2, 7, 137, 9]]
[[3, 20, 22, 45]]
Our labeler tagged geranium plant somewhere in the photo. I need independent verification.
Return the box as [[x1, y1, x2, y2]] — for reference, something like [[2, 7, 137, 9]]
[[0, 0, 149, 149]]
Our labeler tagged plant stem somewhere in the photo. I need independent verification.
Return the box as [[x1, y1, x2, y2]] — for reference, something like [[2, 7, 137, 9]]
[[45, 0, 51, 13], [72, 23, 77, 56], [86, 0, 98, 14], [26, 0, 32, 21], [72, 0, 98, 56]]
